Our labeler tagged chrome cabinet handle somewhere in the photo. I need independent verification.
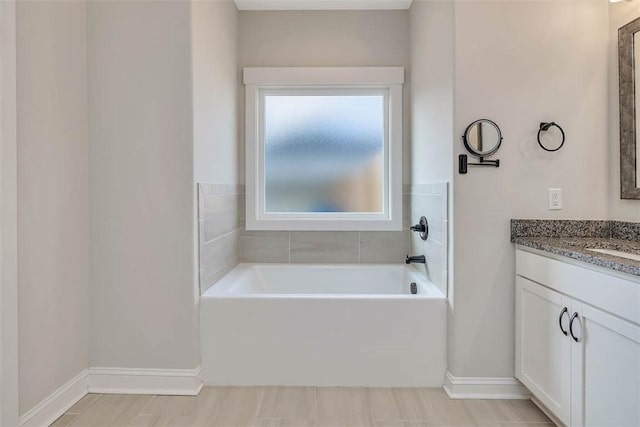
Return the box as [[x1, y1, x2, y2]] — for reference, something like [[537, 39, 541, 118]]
[[569, 312, 580, 342], [558, 307, 569, 336]]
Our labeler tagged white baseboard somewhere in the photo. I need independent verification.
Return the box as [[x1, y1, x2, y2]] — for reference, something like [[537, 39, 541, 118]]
[[88, 366, 203, 396], [443, 370, 531, 400], [20, 366, 203, 426], [19, 369, 89, 427]]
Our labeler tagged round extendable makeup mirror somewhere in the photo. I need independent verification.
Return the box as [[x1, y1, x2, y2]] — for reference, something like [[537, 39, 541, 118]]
[[462, 119, 503, 158]]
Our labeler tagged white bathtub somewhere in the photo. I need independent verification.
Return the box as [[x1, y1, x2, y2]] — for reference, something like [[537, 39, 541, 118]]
[[201, 264, 447, 387]]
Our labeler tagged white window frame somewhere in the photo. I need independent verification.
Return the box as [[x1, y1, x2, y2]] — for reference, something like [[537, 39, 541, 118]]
[[244, 67, 403, 231]]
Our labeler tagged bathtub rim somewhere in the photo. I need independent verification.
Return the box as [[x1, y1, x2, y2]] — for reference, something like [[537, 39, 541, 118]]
[[201, 262, 446, 300]]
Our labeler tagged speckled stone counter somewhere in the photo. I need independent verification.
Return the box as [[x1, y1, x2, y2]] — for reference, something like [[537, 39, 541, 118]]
[[511, 220, 640, 277]]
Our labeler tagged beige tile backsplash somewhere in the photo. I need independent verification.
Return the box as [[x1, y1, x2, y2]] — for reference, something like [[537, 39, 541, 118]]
[[290, 232, 360, 263], [239, 230, 289, 263], [198, 184, 243, 294], [238, 229, 410, 265], [359, 231, 410, 263], [202, 193, 239, 242]]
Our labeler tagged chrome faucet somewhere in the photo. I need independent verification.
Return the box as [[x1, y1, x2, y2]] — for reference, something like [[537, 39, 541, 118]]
[[405, 255, 426, 264]]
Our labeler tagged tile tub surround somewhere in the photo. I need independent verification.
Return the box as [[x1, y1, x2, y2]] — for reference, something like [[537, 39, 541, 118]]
[[239, 230, 410, 264], [197, 184, 244, 294], [238, 194, 413, 264], [237, 185, 449, 266], [409, 183, 449, 296], [198, 184, 410, 292], [199, 183, 449, 288], [511, 219, 640, 276]]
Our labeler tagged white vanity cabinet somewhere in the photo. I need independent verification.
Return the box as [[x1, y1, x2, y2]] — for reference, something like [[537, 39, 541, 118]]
[[569, 301, 640, 427], [516, 276, 572, 424], [516, 249, 640, 427]]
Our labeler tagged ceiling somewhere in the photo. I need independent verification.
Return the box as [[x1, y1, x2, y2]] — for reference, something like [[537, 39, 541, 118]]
[[234, 0, 413, 11]]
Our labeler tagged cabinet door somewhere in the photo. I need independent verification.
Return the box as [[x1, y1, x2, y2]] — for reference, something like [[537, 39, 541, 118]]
[[516, 276, 572, 425], [570, 301, 640, 427]]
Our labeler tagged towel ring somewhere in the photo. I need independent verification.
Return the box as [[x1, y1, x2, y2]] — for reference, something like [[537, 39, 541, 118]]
[[537, 122, 565, 152]]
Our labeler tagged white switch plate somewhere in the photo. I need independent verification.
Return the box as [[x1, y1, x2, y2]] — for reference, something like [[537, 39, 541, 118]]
[[548, 188, 562, 210]]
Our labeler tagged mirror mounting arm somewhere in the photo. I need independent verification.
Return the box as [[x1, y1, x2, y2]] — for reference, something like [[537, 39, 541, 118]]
[[458, 154, 500, 174]]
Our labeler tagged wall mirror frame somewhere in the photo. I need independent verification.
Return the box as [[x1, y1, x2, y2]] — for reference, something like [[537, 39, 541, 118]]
[[619, 17, 640, 199], [462, 118, 503, 158], [458, 118, 502, 174]]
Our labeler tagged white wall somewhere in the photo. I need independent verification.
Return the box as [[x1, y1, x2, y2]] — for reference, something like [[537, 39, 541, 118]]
[[609, 2, 640, 221], [409, 0, 455, 299], [409, 0, 454, 186], [191, 0, 241, 296], [16, 0, 89, 414], [238, 10, 409, 70], [192, 0, 239, 185], [239, 9, 411, 184], [88, 0, 199, 369], [1, 0, 19, 423], [450, 0, 609, 377]]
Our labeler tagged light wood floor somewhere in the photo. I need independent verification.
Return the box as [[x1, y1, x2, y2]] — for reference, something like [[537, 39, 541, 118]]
[[50, 387, 553, 427]]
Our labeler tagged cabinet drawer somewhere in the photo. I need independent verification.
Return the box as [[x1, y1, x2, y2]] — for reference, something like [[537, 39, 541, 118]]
[[516, 249, 640, 326]]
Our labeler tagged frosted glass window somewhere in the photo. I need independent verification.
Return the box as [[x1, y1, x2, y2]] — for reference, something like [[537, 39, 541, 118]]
[[264, 94, 385, 213], [244, 67, 403, 231]]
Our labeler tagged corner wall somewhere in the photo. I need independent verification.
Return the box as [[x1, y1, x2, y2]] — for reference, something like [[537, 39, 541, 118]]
[[451, 0, 608, 377], [191, 0, 242, 295], [1, 0, 19, 423], [409, 0, 454, 187], [192, 0, 240, 185], [15, 0, 241, 417], [88, 0, 199, 370], [16, 0, 89, 414], [409, 0, 455, 298]]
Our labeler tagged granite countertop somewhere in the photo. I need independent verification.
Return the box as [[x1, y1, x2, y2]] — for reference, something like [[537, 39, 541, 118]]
[[513, 236, 640, 276], [511, 220, 640, 277]]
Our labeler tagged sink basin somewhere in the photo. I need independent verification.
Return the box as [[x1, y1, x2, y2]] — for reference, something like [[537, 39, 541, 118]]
[[586, 248, 640, 262]]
